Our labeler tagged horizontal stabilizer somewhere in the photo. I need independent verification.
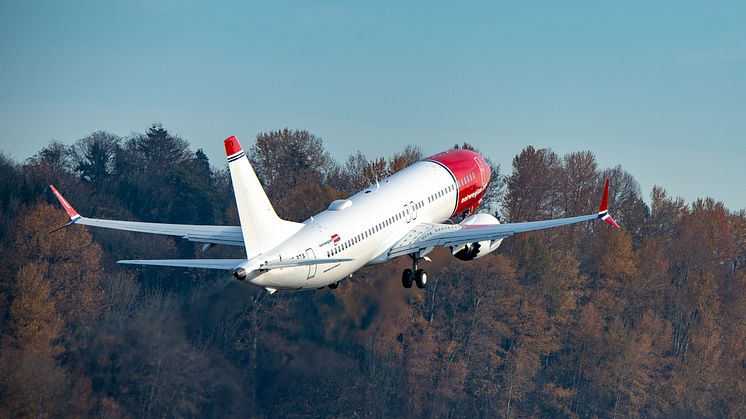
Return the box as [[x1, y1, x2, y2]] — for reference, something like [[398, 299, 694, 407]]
[[118, 259, 245, 270], [117, 257, 353, 272]]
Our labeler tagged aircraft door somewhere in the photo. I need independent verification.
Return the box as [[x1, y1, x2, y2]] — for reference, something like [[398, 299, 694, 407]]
[[305, 248, 316, 279], [475, 157, 487, 185]]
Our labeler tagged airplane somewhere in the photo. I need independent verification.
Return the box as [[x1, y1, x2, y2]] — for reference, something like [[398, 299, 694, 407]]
[[50, 135, 619, 293]]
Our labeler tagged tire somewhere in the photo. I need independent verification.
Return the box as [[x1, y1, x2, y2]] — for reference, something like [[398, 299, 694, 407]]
[[415, 269, 427, 289], [328, 282, 339, 289], [402, 269, 413, 288]]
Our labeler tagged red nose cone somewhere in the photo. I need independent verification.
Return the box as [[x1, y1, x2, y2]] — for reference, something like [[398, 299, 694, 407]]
[[224, 136, 243, 156], [426, 148, 490, 217]]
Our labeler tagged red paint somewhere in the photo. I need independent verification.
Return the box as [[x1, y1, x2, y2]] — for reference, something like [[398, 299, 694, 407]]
[[598, 179, 610, 213], [49, 185, 79, 218], [224, 135, 243, 156], [426, 149, 491, 217], [598, 179, 620, 228], [603, 214, 620, 229]]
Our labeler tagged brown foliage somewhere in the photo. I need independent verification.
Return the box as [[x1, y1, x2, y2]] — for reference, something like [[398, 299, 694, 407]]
[[6, 203, 103, 329], [2, 134, 746, 417]]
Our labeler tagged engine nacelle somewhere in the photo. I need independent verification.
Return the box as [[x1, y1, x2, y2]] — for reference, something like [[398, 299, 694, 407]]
[[452, 213, 503, 261]]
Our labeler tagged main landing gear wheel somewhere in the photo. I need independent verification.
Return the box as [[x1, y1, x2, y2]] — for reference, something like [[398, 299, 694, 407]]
[[415, 269, 427, 289], [402, 269, 413, 288], [402, 254, 431, 289], [328, 282, 339, 289]]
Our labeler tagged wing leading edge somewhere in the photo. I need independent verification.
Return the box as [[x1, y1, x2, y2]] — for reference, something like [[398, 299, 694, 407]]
[[387, 179, 620, 259]]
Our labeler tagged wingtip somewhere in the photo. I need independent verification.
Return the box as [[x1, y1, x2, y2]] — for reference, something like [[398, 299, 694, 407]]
[[49, 184, 80, 219], [597, 179, 620, 228], [224, 135, 243, 157], [598, 178, 610, 213]]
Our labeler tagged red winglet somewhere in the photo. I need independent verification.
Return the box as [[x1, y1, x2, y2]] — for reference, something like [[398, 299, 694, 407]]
[[598, 179, 610, 213], [224, 135, 243, 157], [597, 179, 620, 229], [49, 185, 80, 219]]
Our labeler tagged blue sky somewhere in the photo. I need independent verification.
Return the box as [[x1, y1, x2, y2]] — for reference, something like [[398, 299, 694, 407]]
[[1, 1, 744, 209]]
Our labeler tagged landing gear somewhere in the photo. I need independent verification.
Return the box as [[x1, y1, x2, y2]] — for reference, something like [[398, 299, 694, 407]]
[[328, 281, 339, 289], [402, 256, 428, 289], [415, 269, 427, 289]]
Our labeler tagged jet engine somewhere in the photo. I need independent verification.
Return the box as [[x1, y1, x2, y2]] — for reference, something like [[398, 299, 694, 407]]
[[452, 213, 503, 261]]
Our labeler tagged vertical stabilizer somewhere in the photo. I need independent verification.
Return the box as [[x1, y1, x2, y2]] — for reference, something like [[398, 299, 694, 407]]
[[224, 136, 303, 258]]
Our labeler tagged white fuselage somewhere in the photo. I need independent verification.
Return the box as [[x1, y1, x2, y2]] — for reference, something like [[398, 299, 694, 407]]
[[243, 160, 460, 290]]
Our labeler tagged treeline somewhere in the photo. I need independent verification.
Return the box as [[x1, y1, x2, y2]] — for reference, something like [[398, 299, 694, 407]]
[[0, 123, 744, 418]]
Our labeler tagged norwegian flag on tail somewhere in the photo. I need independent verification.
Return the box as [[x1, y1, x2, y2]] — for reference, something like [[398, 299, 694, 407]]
[[331, 234, 340, 245]]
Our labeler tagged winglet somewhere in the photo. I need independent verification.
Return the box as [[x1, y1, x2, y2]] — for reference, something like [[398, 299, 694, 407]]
[[224, 135, 243, 158], [49, 185, 81, 221], [597, 179, 620, 229]]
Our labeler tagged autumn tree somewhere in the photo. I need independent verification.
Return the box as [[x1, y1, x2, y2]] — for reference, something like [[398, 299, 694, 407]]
[[249, 129, 340, 220], [7, 203, 103, 331], [503, 146, 562, 222]]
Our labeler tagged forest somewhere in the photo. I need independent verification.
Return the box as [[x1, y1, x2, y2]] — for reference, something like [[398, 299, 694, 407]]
[[0, 123, 744, 418]]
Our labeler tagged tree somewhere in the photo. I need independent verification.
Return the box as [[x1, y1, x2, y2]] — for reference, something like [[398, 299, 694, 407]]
[[7, 262, 64, 357], [70, 131, 121, 187], [132, 122, 191, 170], [7, 203, 103, 332], [388, 145, 422, 174], [250, 128, 333, 195], [0, 263, 89, 418], [559, 151, 598, 218], [503, 146, 562, 222]]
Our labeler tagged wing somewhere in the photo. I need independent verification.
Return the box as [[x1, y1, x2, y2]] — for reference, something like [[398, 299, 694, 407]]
[[387, 179, 620, 259], [118, 259, 246, 270], [387, 214, 599, 258], [50, 185, 244, 247]]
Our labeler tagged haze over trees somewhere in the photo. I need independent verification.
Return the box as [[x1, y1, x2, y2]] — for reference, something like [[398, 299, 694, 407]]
[[0, 123, 744, 418]]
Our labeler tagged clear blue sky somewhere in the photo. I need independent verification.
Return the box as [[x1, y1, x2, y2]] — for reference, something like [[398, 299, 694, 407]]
[[1, 1, 744, 209]]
